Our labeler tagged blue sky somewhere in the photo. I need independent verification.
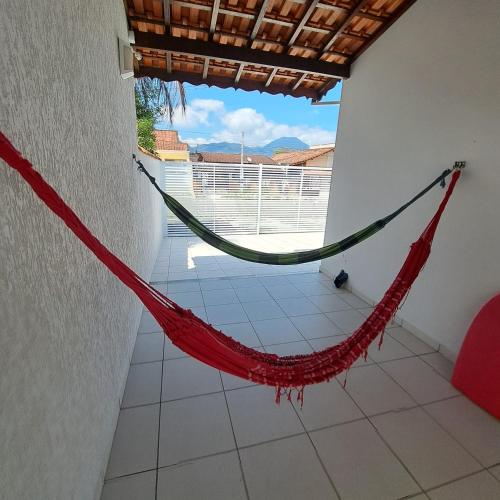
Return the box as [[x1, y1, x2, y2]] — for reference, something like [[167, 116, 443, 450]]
[[156, 82, 342, 148]]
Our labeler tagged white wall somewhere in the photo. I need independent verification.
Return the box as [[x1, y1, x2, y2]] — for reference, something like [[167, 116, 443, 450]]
[[321, 0, 500, 359], [0, 1, 163, 499]]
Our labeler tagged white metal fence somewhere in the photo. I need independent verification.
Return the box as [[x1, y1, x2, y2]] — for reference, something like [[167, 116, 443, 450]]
[[164, 162, 332, 237]]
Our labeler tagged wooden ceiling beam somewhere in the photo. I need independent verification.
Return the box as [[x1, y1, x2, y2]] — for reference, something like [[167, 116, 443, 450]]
[[320, 0, 371, 54], [265, 68, 279, 87], [288, 0, 321, 46], [136, 66, 324, 100], [134, 31, 350, 78], [316, 2, 349, 13], [234, 63, 244, 83], [202, 58, 209, 78], [249, 0, 271, 47], [209, 0, 221, 36], [174, 0, 211, 11], [292, 72, 308, 91], [163, 0, 171, 26]]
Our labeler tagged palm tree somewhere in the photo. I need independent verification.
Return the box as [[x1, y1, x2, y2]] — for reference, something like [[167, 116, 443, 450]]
[[134, 78, 186, 153], [134, 78, 186, 123]]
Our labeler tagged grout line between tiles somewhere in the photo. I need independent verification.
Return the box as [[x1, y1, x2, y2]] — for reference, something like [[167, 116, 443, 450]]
[[154, 334, 166, 500], [219, 372, 251, 500], [331, 374, 427, 496]]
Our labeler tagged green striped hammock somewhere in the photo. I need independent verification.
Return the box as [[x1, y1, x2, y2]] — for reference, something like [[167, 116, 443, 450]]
[[135, 156, 452, 265]]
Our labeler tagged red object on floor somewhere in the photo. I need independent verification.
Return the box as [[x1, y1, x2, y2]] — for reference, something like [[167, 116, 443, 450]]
[[452, 294, 500, 419]]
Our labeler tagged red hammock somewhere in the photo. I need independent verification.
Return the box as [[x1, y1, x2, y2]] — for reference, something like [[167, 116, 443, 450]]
[[0, 132, 461, 403]]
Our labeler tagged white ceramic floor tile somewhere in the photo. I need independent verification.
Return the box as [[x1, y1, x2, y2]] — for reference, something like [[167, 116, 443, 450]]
[[122, 362, 162, 408], [367, 334, 414, 363], [339, 293, 371, 309], [290, 313, 342, 339], [158, 393, 235, 466], [221, 371, 256, 390], [163, 338, 187, 360], [388, 327, 435, 354], [226, 385, 303, 447], [428, 471, 500, 500], [167, 281, 201, 293], [343, 364, 415, 416], [380, 357, 459, 404], [241, 300, 285, 321], [266, 284, 303, 299], [206, 303, 249, 325], [199, 278, 232, 291], [157, 451, 246, 500], [294, 380, 364, 431], [251, 317, 304, 345], [190, 306, 208, 322], [293, 281, 334, 296], [162, 357, 222, 400], [308, 335, 347, 351], [311, 419, 420, 500], [105, 405, 159, 479], [265, 340, 312, 356], [490, 465, 500, 480], [326, 309, 366, 333], [230, 277, 261, 288], [259, 275, 290, 287], [131, 333, 164, 364], [168, 271, 198, 281], [241, 434, 337, 500], [216, 322, 262, 347], [234, 285, 272, 303], [138, 310, 161, 334], [202, 288, 239, 306], [286, 272, 328, 285], [307, 293, 352, 313], [167, 291, 204, 309], [425, 396, 500, 467], [101, 470, 156, 500], [276, 297, 321, 317], [420, 352, 454, 381], [371, 407, 482, 489]]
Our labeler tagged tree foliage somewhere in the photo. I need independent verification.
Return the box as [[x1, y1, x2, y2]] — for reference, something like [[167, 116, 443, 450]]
[[134, 78, 186, 153]]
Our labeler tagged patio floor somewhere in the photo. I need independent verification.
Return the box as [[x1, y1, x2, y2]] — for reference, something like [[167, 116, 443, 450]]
[[101, 236, 500, 500]]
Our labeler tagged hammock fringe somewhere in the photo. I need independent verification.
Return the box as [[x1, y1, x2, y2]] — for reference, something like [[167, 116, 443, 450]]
[[0, 132, 461, 401]]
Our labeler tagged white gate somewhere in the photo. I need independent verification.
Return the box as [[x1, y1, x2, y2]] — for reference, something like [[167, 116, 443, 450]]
[[164, 162, 332, 237]]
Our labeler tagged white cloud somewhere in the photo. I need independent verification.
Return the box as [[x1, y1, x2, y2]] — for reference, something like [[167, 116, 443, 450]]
[[171, 102, 335, 147], [171, 98, 224, 128], [213, 107, 335, 146]]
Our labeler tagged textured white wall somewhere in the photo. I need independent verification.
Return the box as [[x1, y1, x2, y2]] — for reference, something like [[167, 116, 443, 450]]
[[0, 2, 163, 499], [321, 0, 500, 359]]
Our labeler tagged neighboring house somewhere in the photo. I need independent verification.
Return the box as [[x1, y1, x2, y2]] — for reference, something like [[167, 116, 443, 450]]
[[154, 130, 189, 161], [190, 152, 276, 165], [272, 145, 334, 168]]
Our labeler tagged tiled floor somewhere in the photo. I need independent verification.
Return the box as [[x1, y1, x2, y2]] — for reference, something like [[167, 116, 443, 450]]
[[149, 233, 324, 282], [101, 238, 500, 500]]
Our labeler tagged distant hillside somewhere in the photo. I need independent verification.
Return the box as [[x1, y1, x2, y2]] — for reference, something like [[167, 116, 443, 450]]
[[192, 136, 308, 156]]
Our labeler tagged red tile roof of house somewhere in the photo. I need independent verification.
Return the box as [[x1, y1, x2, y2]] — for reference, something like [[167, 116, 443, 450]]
[[272, 147, 334, 166], [154, 130, 188, 151], [191, 152, 276, 165]]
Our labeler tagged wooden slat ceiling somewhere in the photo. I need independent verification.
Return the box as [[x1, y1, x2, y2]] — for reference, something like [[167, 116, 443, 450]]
[[127, 0, 417, 100]]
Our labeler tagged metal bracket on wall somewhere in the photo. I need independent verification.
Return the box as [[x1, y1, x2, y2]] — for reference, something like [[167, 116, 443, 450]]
[[453, 161, 467, 170]]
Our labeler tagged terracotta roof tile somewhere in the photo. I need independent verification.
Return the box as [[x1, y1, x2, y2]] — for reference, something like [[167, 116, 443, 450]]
[[272, 147, 334, 166], [154, 130, 188, 151]]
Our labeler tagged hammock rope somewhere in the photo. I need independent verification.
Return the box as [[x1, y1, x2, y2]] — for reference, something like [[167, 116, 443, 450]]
[[0, 132, 461, 403], [133, 155, 453, 265]]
